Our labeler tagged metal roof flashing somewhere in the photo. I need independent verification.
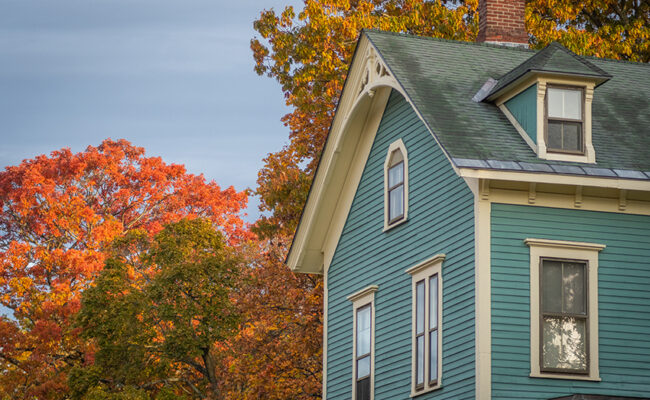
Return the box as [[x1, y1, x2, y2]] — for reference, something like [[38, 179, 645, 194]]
[[452, 158, 650, 182]]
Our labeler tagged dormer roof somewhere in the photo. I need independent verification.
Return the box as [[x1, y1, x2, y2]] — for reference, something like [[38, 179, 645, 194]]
[[485, 42, 612, 101]]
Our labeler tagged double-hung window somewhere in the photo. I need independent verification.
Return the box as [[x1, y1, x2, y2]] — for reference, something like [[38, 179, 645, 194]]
[[541, 259, 588, 373], [546, 86, 584, 154], [407, 254, 444, 394], [356, 305, 372, 399], [348, 286, 377, 400], [384, 139, 408, 230], [526, 238, 604, 381]]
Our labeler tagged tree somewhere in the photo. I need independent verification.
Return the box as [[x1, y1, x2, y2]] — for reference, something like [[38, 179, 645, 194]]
[[70, 218, 241, 399], [221, 236, 322, 400], [0, 139, 248, 399], [528, 0, 649, 62]]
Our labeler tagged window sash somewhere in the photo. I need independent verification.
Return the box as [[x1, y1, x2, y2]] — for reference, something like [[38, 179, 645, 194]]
[[388, 161, 404, 188], [539, 259, 589, 374], [428, 274, 439, 386], [547, 87, 582, 120], [387, 161, 405, 223], [415, 280, 425, 388], [356, 304, 372, 381], [547, 120, 583, 153], [388, 185, 404, 223]]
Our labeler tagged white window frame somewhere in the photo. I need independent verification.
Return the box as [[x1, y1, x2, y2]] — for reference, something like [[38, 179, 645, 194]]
[[348, 285, 378, 400], [384, 139, 408, 231], [525, 238, 604, 381], [406, 254, 444, 396]]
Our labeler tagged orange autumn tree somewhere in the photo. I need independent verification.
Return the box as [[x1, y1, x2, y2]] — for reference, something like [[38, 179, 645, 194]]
[[248, 0, 648, 398], [0, 139, 248, 399], [222, 235, 322, 400]]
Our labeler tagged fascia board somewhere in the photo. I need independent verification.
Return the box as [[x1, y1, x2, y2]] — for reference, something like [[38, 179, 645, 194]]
[[458, 167, 650, 191]]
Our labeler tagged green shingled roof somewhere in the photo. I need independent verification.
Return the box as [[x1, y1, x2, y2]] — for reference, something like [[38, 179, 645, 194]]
[[488, 41, 611, 97], [363, 30, 650, 176]]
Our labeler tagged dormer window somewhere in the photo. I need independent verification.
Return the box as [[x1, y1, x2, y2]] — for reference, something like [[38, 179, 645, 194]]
[[546, 87, 583, 154], [481, 42, 611, 164], [384, 139, 408, 230]]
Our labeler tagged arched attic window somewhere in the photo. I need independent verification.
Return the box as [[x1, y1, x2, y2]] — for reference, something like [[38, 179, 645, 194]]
[[384, 139, 409, 230]]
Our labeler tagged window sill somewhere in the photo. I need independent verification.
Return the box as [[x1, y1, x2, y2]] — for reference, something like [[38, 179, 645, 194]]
[[541, 151, 594, 164], [410, 383, 442, 398], [529, 372, 600, 382], [383, 217, 407, 232]]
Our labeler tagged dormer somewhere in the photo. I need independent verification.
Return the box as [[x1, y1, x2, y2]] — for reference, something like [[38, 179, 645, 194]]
[[477, 42, 611, 164]]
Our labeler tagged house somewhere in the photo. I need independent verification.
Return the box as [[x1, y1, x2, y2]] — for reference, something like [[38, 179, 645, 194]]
[[286, 0, 650, 399]]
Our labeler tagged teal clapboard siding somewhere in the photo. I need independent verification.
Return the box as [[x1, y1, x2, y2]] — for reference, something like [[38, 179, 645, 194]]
[[491, 204, 650, 399], [326, 90, 475, 399], [504, 84, 537, 143]]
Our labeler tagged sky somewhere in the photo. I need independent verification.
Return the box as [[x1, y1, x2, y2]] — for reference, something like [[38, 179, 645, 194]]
[[0, 0, 303, 222]]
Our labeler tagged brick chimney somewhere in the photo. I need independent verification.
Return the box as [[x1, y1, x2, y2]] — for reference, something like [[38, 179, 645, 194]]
[[477, 0, 528, 46]]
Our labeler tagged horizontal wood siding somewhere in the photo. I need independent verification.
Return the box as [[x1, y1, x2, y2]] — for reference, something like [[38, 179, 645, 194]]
[[327, 91, 475, 399], [504, 84, 537, 143], [491, 203, 650, 399]]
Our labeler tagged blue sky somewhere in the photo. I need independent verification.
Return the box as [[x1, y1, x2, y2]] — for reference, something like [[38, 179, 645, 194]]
[[0, 0, 303, 221]]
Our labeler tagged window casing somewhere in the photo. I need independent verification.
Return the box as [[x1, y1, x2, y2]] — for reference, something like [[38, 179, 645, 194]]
[[406, 254, 444, 395], [545, 86, 584, 154], [348, 286, 377, 400], [526, 238, 604, 381], [384, 139, 408, 230]]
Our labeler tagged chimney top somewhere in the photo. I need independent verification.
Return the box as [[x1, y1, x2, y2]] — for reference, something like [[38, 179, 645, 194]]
[[477, 0, 528, 47]]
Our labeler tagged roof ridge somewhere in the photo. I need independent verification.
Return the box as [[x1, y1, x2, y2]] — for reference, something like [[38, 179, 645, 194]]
[[548, 42, 611, 77], [362, 29, 536, 53], [363, 29, 649, 66]]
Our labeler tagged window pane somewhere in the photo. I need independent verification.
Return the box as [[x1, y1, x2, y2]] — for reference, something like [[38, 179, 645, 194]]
[[547, 122, 563, 150], [548, 88, 581, 119], [547, 88, 564, 118], [357, 355, 370, 379], [542, 260, 563, 313], [416, 281, 425, 334], [563, 89, 582, 119], [562, 122, 581, 151], [429, 275, 438, 329], [389, 186, 404, 220], [356, 376, 370, 400], [542, 316, 587, 371], [416, 335, 424, 385], [388, 162, 404, 187], [563, 263, 586, 315], [357, 306, 371, 356], [429, 330, 438, 383]]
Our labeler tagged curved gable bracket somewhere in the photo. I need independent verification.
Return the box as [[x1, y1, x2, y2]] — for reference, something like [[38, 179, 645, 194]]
[[287, 36, 403, 274]]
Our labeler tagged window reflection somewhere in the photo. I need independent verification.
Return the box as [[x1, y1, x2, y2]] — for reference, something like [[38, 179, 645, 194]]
[[541, 259, 588, 373]]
